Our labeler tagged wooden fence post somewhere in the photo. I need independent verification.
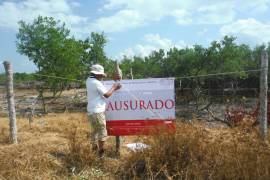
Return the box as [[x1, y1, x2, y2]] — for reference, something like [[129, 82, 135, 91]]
[[114, 61, 122, 155], [3, 61, 17, 144], [260, 50, 268, 140], [130, 68, 133, 80]]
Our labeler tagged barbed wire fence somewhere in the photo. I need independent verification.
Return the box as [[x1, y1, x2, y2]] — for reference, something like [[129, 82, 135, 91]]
[[175, 69, 261, 124], [0, 50, 268, 143], [1, 69, 261, 118]]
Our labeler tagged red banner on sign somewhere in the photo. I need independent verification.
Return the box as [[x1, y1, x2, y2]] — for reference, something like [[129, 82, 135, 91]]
[[107, 119, 175, 136]]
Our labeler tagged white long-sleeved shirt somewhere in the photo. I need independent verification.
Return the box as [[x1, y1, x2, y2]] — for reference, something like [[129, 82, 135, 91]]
[[86, 78, 107, 114]]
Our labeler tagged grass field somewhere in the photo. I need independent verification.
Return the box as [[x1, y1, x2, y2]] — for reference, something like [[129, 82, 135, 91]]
[[0, 113, 270, 179]]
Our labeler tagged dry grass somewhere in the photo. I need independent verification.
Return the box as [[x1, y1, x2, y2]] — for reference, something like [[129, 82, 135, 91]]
[[0, 113, 111, 179], [1, 113, 270, 179], [117, 120, 270, 179]]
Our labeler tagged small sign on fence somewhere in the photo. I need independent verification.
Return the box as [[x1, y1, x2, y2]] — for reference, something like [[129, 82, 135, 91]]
[[103, 78, 175, 135]]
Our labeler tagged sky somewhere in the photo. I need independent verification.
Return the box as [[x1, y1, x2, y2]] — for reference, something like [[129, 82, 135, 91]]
[[0, 0, 270, 73]]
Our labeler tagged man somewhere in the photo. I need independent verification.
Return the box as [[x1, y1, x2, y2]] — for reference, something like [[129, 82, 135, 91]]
[[86, 64, 121, 157]]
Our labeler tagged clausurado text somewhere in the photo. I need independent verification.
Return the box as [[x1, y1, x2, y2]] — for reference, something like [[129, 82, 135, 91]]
[[106, 99, 174, 111]]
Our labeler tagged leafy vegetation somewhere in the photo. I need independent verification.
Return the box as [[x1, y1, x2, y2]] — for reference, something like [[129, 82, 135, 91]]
[[0, 73, 35, 85], [16, 16, 84, 96], [16, 16, 112, 111], [15, 16, 270, 85], [120, 37, 269, 80]]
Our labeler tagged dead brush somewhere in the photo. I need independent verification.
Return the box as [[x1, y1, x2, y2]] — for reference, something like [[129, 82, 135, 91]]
[[117, 122, 270, 180], [63, 126, 99, 175], [0, 113, 99, 179], [117, 123, 207, 179], [0, 139, 68, 179]]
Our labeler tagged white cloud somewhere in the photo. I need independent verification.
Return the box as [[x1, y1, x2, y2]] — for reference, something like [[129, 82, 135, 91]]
[[144, 34, 173, 49], [133, 44, 157, 57], [117, 45, 156, 59], [169, 9, 192, 25], [0, 0, 87, 35], [220, 18, 270, 44], [97, 0, 193, 31], [1, 0, 269, 35], [95, 0, 270, 32], [116, 33, 187, 59], [118, 48, 136, 58], [91, 9, 144, 32], [197, 2, 235, 24]]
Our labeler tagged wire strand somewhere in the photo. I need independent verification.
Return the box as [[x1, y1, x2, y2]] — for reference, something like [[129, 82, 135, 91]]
[[29, 69, 261, 83], [0, 68, 262, 85], [174, 69, 261, 79], [32, 74, 84, 82]]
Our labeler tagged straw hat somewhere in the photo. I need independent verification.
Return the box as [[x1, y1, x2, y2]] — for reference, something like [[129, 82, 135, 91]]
[[90, 64, 107, 77]]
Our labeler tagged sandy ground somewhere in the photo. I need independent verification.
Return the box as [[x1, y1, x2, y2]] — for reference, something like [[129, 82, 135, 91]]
[[0, 88, 87, 117]]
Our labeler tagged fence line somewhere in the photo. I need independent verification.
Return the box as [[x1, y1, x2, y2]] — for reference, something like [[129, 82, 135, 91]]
[[175, 69, 261, 79], [32, 74, 84, 83], [1, 69, 260, 84]]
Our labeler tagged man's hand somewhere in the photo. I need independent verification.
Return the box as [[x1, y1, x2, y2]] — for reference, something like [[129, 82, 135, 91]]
[[113, 83, 122, 90], [104, 83, 121, 98]]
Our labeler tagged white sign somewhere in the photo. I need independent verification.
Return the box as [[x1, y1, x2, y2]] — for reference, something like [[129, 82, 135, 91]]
[[103, 78, 175, 121]]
